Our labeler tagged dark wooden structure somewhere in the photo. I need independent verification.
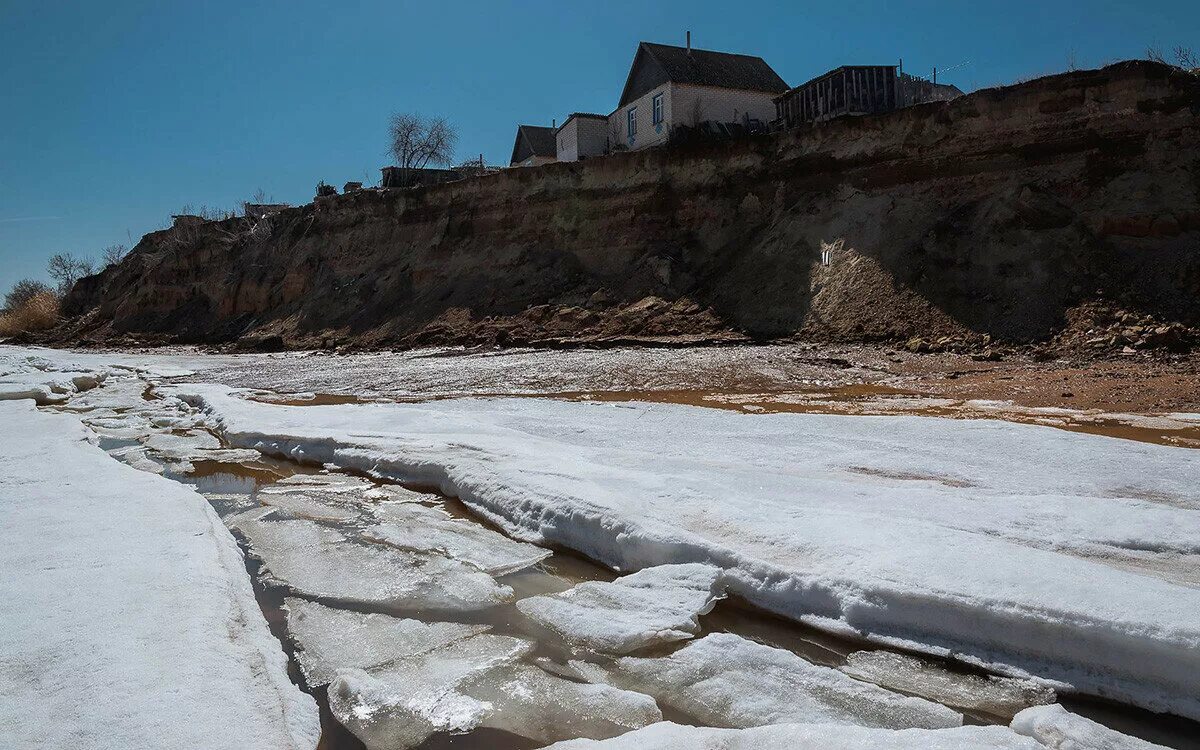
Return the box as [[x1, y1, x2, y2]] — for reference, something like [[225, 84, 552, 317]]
[[774, 65, 898, 128]]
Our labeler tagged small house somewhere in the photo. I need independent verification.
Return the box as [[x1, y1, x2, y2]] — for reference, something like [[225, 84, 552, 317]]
[[774, 65, 899, 129], [510, 125, 558, 167], [556, 113, 609, 162], [608, 38, 788, 152]]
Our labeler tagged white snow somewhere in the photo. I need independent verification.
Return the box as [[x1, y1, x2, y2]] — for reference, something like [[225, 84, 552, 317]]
[[516, 563, 723, 653], [542, 721, 1042, 749], [365, 500, 552, 575], [0, 399, 319, 749], [841, 651, 1055, 717], [170, 384, 1200, 719], [236, 516, 513, 611], [1010, 705, 1169, 750], [284, 598, 487, 686], [589, 632, 961, 729]]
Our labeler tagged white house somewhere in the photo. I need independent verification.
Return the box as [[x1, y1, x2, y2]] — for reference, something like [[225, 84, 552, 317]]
[[555, 113, 609, 162], [607, 40, 788, 152]]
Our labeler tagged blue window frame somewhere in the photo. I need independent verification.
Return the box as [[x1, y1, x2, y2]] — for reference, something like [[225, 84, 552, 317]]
[[627, 107, 637, 139], [652, 93, 664, 125]]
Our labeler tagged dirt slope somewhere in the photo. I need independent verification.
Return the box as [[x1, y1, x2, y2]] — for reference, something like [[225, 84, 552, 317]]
[[60, 61, 1200, 350]]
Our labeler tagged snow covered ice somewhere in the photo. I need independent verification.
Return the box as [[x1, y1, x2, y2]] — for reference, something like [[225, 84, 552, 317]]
[[236, 515, 513, 610], [841, 651, 1056, 718], [1010, 704, 1170, 750], [516, 563, 724, 653], [2, 345, 1195, 749], [284, 598, 487, 686], [328, 632, 662, 749], [365, 498, 551, 575], [0, 398, 318, 749], [543, 721, 1045, 750], [172, 383, 1200, 719], [585, 632, 962, 729]]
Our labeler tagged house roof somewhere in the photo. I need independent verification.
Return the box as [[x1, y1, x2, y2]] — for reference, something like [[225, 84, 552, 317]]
[[781, 65, 899, 98], [510, 125, 557, 164], [619, 42, 788, 106]]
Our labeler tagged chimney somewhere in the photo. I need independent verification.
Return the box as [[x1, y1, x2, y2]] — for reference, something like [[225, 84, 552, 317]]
[[552, 118, 556, 128], [686, 30, 691, 54]]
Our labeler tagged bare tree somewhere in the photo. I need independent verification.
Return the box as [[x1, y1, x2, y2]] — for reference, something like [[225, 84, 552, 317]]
[[387, 113, 458, 187], [101, 244, 128, 267], [1148, 44, 1198, 71], [47, 253, 95, 295], [4, 279, 52, 312], [1176, 45, 1199, 71]]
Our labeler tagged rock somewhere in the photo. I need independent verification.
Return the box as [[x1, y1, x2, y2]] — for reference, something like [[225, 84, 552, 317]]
[[906, 337, 929, 354]]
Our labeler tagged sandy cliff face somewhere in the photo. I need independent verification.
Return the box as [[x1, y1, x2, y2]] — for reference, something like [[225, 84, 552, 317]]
[[64, 61, 1200, 349]]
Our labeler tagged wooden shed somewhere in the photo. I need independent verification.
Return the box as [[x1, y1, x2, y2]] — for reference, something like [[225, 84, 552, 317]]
[[774, 65, 898, 128]]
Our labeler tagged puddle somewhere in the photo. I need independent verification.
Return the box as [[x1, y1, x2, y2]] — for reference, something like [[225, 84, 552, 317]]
[[246, 393, 372, 407], [546, 388, 1200, 449]]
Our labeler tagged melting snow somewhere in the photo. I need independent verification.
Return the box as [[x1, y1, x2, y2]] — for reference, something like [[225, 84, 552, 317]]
[[516, 563, 724, 653], [237, 516, 513, 610], [586, 632, 962, 729]]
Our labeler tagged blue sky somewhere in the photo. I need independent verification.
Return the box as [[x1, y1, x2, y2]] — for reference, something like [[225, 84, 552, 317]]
[[1, 0, 1195, 295]]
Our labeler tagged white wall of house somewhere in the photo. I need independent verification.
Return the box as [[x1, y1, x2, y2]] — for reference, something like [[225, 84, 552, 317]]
[[671, 83, 778, 128], [608, 83, 674, 151], [608, 82, 780, 151], [556, 117, 609, 162]]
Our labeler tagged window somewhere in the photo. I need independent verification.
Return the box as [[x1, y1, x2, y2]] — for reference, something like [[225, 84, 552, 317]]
[[652, 93, 663, 125], [627, 107, 637, 139]]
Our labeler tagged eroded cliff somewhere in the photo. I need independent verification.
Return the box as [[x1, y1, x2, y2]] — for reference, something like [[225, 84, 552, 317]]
[[62, 61, 1200, 349]]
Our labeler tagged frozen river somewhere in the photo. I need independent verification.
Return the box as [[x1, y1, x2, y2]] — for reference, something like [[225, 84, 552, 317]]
[[1, 345, 1197, 749]]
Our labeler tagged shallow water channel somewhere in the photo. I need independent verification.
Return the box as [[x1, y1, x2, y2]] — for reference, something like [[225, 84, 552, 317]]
[[49, 382, 1200, 750]]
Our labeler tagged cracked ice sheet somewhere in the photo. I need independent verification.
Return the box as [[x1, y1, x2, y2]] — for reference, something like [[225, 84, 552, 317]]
[[582, 632, 962, 730], [841, 651, 1055, 718], [364, 500, 551, 575], [171, 385, 1200, 719], [328, 633, 662, 750], [284, 598, 487, 686], [543, 721, 1042, 750], [0, 400, 318, 749], [1010, 704, 1169, 750], [237, 516, 512, 611], [516, 563, 723, 653]]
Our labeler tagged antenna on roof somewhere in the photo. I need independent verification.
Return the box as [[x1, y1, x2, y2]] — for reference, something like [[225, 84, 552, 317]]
[[686, 30, 691, 54]]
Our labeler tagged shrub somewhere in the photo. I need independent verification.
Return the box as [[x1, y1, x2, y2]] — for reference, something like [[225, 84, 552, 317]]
[[4, 278, 52, 312], [0, 291, 60, 336]]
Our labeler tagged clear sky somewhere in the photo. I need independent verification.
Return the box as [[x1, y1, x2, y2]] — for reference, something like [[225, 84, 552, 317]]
[[1, 0, 1195, 295]]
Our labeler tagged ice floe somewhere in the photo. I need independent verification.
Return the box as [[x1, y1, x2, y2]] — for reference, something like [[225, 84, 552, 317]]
[[284, 597, 487, 686], [543, 721, 1043, 749], [237, 516, 513, 610], [1010, 704, 1169, 749], [841, 651, 1055, 717], [169, 385, 1200, 718], [328, 633, 661, 749], [365, 500, 551, 575], [588, 632, 962, 729], [516, 563, 723, 653]]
